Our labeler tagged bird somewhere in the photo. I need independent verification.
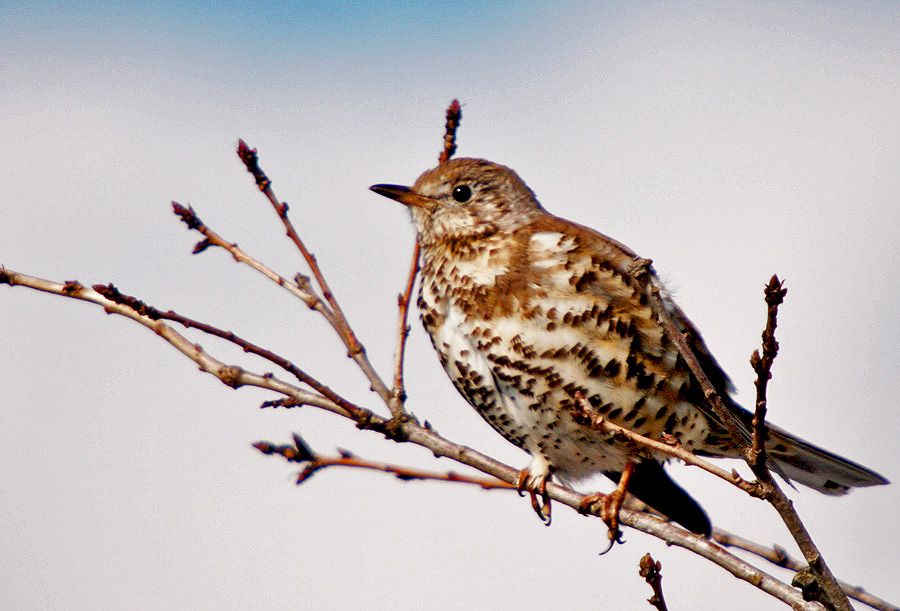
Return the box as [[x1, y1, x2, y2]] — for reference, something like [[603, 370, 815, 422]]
[[369, 157, 888, 537]]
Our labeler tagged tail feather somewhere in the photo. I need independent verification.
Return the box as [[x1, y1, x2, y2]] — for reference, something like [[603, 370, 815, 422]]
[[765, 424, 889, 495], [605, 461, 711, 536]]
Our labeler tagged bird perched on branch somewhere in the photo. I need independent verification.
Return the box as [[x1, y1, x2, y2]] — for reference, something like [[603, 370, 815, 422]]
[[371, 158, 888, 537]]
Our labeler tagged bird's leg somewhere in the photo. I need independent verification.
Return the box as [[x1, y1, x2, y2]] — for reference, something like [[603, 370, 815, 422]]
[[515, 457, 553, 526], [602, 461, 634, 540], [577, 461, 635, 545]]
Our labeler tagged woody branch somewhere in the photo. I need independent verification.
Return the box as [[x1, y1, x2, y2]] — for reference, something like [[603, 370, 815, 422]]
[[0, 264, 828, 609], [646, 274, 851, 611]]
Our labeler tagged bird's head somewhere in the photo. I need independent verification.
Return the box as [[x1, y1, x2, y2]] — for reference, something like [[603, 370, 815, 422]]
[[370, 158, 544, 246]]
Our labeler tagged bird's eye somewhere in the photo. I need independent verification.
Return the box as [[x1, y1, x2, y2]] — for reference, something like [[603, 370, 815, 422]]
[[452, 184, 472, 203]]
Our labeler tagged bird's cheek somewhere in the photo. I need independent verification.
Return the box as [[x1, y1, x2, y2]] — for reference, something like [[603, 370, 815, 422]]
[[407, 206, 432, 232]]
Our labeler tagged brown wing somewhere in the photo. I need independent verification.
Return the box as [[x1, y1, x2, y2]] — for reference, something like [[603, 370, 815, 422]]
[[525, 213, 752, 446]]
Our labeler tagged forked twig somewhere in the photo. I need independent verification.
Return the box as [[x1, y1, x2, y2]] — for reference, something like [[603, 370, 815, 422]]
[[646, 272, 851, 610], [171, 202, 329, 316], [92, 282, 368, 422], [254, 433, 516, 490], [236, 140, 393, 404], [750, 275, 788, 469], [714, 528, 898, 611]]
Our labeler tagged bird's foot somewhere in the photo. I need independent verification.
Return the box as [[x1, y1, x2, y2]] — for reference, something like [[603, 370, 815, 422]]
[[515, 466, 552, 526], [576, 491, 625, 550], [578, 462, 636, 550]]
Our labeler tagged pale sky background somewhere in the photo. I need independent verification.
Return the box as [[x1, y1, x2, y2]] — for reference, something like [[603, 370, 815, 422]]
[[2, 2, 898, 610]]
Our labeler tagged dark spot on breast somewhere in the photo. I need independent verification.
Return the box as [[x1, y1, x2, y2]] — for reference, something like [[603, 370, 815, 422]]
[[664, 413, 678, 433], [636, 372, 656, 390], [573, 270, 598, 291], [545, 372, 562, 388], [604, 358, 621, 378]]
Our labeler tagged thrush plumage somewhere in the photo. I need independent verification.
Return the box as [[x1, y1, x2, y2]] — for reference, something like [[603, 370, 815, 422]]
[[371, 158, 888, 535]]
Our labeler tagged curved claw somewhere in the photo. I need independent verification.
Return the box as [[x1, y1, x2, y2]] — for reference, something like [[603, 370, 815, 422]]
[[597, 531, 626, 556], [579, 491, 626, 545], [578, 462, 636, 548], [516, 467, 552, 526]]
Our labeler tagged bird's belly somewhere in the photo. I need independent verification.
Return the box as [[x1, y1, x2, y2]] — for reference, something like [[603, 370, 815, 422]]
[[427, 305, 712, 482]]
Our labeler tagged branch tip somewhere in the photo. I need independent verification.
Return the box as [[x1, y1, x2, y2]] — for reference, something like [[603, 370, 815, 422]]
[[236, 139, 269, 190], [639, 553, 669, 611], [438, 98, 463, 164], [172, 201, 204, 231]]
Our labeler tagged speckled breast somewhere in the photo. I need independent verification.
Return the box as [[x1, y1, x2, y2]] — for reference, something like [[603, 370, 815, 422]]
[[416, 229, 722, 482]]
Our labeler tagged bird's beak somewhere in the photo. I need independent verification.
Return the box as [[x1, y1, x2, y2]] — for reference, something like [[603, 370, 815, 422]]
[[369, 184, 437, 212]]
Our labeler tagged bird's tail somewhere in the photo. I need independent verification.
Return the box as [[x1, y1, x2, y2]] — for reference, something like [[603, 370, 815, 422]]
[[764, 424, 889, 495]]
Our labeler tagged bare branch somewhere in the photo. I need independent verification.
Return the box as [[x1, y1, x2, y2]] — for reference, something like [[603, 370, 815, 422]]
[[644, 274, 749, 453], [235, 140, 393, 405], [386, 101, 461, 419], [0, 266, 824, 609], [0, 269, 368, 423], [639, 553, 669, 611], [750, 275, 788, 469], [438, 98, 462, 165], [572, 392, 766, 497], [713, 529, 897, 611], [254, 434, 517, 490], [92, 282, 368, 421], [388, 241, 420, 418], [171, 202, 332, 319], [744, 278, 848, 611], [646, 271, 851, 611], [4, 105, 889, 609]]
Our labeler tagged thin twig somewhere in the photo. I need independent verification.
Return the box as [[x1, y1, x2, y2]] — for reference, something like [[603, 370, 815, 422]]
[[645, 276, 749, 451], [236, 140, 393, 405], [92, 282, 369, 422], [171, 203, 333, 320], [0, 270, 365, 422], [750, 275, 787, 469], [571, 393, 765, 497], [387, 100, 461, 420], [639, 553, 669, 611], [713, 528, 899, 611], [388, 241, 420, 418], [646, 272, 851, 611], [254, 434, 516, 490], [743, 277, 848, 611], [438, 99, 462, 165]]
